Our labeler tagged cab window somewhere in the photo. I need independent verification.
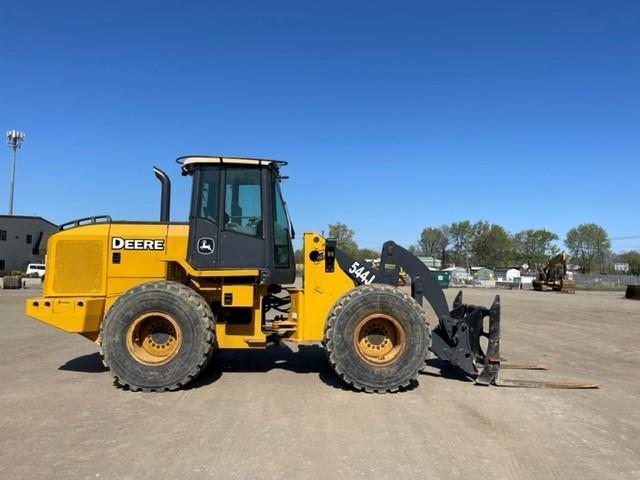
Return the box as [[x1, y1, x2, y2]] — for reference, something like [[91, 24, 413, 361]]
[[197, 167, 220, 223], [273, 181, 290, 268], [224, 168, 262, 237]]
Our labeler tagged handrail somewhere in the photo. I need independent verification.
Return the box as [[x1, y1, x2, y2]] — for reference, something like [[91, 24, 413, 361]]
[[176, 155, 288, 167], [59, 215, 113, 231]]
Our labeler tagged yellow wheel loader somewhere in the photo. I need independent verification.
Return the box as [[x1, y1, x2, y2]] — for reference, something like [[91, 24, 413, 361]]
[[26, 156, 596, 392]]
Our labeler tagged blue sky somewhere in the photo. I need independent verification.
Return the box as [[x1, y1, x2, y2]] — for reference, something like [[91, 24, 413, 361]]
[[1, 1, 638, 251]]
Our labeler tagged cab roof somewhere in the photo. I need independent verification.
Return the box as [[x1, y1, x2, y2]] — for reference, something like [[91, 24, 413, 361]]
[[177, 155, 287, 174]]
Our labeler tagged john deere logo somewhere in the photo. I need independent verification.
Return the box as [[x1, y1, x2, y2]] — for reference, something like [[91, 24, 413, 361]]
[[198, 237, 215, 255], [112, 237, 165, 251]]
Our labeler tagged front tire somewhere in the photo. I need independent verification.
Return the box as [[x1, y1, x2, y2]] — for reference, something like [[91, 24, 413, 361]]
[[323, 284, 430, 393], [100, 281, 215, 392]]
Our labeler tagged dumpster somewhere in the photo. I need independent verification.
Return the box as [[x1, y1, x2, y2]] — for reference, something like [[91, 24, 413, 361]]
[[431, 270, 450, 289]]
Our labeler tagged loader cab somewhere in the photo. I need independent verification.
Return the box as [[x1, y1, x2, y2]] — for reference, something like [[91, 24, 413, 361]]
[[180, 156, 295, 285]]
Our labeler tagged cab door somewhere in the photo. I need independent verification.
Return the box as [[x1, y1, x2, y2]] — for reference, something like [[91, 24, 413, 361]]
[[216, 166, 266, 268], [187, 166, 222, 268]]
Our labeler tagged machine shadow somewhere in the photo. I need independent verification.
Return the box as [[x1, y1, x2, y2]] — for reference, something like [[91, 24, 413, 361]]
[[58, 352, 109, 373], [421, 358, 473, 383], [190, 344, 418, 393], [188, 344, 338, 390], [60, 347, 426, 392]]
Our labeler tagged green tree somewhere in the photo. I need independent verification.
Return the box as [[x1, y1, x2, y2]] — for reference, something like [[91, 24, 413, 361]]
[[418, 227, 449, 260], [471, 222, 513, 268], [449, 220, 474, 267], [513, 229, 559, 269], [565, 223, 611, 273], [328, 222, 378, 260], [356, 248, 379, 261], [440, 224, 450, 266], [328, 222, 359, 258]]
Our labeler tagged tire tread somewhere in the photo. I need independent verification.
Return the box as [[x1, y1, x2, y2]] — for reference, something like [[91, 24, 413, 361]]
[[323, 284, 430, 393], [99, 281, 215, 392]]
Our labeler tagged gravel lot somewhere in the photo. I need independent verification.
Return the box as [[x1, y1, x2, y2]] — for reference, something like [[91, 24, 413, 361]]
[[1, 287, 639, 479]]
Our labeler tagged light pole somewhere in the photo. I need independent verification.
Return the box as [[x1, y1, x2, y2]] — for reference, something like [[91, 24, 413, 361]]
[[6, 129, 25, 215]]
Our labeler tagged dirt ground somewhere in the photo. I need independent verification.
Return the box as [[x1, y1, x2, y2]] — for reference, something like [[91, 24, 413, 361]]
[[1, 287, 639, 479]]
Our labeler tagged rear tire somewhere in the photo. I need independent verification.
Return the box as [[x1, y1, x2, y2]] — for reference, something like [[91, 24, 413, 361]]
[[323, 284, 430, 393], [100, 281, 215, 392]]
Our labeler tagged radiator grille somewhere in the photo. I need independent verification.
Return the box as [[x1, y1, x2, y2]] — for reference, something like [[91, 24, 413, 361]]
[[53, 240, 104, 294]]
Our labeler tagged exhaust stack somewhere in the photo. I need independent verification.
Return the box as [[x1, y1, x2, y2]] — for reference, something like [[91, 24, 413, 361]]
[[153, 166, 171, 222]]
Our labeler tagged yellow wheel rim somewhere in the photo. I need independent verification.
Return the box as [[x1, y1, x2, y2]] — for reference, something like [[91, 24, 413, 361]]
[[353, 313, 405, 366], [126, 312, 182, 366]]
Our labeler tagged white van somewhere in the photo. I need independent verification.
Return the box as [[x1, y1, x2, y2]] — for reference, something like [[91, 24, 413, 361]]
[[26, 263, 46, 278]]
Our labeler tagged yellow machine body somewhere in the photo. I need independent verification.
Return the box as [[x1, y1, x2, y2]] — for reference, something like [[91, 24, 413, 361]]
[[27, 225, 353, 347]]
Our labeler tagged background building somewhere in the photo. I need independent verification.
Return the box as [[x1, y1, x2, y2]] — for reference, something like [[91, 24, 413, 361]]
[[471, 267, 495, 281], [0, 215, 57, 275], [494, 268, 522, 282], [443, 266, 470, 286], [613, 262, 630, 273], [418, 256, 442, 270]]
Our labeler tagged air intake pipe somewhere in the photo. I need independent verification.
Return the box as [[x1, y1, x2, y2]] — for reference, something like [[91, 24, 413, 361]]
[[153, 166, 171, 222]]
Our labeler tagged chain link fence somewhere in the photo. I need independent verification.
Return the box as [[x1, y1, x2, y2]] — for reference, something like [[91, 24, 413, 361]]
[[575, 274, 640, 290], [449, 273, 639, 291]]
